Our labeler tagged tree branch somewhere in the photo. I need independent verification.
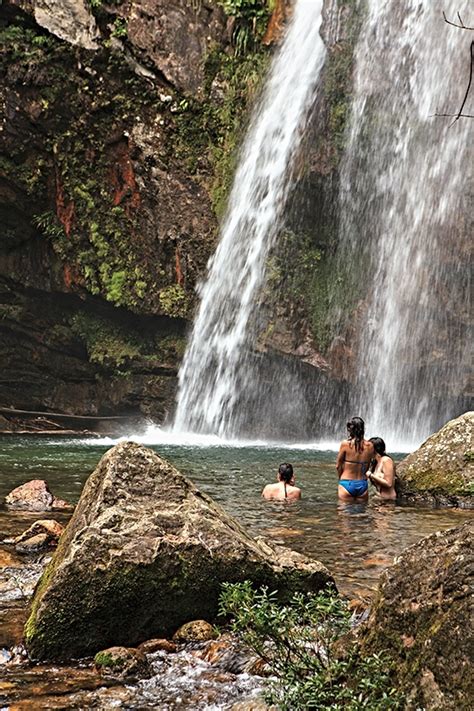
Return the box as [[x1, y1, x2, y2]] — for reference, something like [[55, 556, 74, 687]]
[[436, 11, 474, 124], [442, 11, 474, 30], [449, 39, 474, 124]]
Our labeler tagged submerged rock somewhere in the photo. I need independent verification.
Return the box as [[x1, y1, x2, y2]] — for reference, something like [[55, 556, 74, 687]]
[[201, 633, 263, 676], [5, 480, 72, 512], [138, 638, 177, 654], [397, 412, 474, 507], [357, 523, 473, 710], [230, 700, 274, 711], [25, 442, 334, 660]]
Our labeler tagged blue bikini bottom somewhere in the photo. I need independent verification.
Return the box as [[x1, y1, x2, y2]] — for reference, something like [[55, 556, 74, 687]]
[[339, 479, 368, 497]]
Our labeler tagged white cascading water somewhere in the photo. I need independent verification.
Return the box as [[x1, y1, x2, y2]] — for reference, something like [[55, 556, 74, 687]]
[[338, 0, 471, 447], [173, 0, 327, 437]]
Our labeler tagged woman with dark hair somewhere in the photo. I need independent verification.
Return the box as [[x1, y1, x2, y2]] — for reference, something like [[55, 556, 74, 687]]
[[262, 463, 301, 501], [368, 437, 397, 501], [336, 417, 375, 501]]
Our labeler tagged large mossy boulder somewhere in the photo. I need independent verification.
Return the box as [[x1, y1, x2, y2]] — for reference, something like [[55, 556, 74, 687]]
[[25, 442, 334, 660], [397, 412, 474, 507], [357, 523, 473, 710]]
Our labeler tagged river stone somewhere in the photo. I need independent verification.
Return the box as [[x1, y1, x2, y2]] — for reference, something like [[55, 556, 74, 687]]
[[94, 646, 149, 678], [173, 619, 217, 643], [5, 480, 72, 512], [356, 523, 474, 710], [15, 533, 51, 555], [397, 411, 474, 507], [13, 520, 64, 554], [24, 442, 334, 660], [13, 520, 64, 546]]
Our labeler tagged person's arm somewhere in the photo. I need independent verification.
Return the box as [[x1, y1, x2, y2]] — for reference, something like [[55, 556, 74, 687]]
[[369, 458, 394, 489], [336, 443, 346, 478]]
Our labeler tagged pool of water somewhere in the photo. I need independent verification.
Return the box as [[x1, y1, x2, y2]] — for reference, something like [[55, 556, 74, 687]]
[[1, 434, 471, 598]]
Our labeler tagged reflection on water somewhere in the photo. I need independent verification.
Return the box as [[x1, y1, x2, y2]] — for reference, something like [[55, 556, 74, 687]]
[[1, 436, 471, 597]]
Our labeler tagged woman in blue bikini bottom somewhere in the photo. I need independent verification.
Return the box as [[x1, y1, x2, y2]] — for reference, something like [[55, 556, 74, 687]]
[[338, 463, 369, 498], [336, 417, 375, 502]]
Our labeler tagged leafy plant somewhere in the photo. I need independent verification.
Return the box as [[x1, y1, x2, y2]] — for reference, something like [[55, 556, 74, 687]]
[[33, 211, 66, 247], [219, 582, 402, 710], [111, 18, 128, 39], [219, 0, 274, 55]]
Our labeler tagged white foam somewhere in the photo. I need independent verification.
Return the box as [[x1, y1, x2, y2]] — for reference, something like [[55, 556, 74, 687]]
[[56, 425, 416, 453]]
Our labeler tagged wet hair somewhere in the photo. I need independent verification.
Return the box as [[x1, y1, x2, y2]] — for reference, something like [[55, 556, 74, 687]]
[[278, 463, 294, 483], [370, 437, 386, 456], [346, 416, 365, 453], [368, 438, 400, 497], [369, 436, 386, 473]]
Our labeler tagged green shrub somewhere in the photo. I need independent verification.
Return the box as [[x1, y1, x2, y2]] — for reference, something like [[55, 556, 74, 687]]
[[219, 582, 402, 710]]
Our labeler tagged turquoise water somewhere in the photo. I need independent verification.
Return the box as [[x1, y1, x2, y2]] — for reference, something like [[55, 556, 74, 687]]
[[0, 435, 471, 597]]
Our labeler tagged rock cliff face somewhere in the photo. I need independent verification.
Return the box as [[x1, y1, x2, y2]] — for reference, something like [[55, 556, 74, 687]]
[[0, 0, 272, 424], [25, 442, 334, 659]]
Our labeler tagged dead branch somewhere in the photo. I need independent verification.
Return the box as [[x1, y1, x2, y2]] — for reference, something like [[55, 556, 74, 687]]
[[436, 13, 474, 123], [448, 39, 474, 124], [442, 12, 474, 30]]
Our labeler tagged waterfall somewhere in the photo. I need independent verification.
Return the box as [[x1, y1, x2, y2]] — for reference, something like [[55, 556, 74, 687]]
[[173, 0, 327, 437], [338, 0, 471, 446]]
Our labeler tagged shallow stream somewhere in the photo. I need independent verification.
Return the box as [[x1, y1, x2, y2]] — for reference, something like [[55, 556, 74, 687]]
[[0, 435, 471, 708]]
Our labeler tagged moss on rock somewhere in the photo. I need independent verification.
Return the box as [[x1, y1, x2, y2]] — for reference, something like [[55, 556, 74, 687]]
[[397, 412, 474, 507]]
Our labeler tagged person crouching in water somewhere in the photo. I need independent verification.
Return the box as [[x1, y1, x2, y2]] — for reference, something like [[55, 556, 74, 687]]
[[262, 463, 301, 501], [336, 416, 375, 502], [368, 437, 397, 501]]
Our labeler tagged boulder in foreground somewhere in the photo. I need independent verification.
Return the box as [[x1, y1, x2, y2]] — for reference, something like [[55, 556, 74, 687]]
[[25, 442, 334, 660], [397, 412, 473, 507], [357, 523, 473, 710]]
